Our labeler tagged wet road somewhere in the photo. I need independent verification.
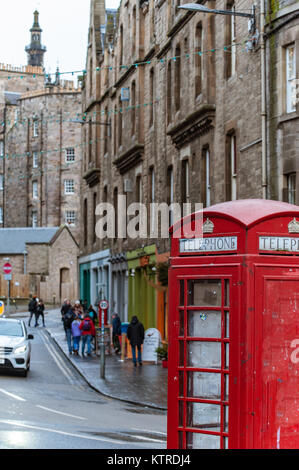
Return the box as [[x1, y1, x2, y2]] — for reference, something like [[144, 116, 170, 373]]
[[0, 326, 167, 449]]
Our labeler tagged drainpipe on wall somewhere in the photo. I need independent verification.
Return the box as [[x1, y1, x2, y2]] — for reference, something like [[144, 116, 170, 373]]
[[261, 0, 268, 199]]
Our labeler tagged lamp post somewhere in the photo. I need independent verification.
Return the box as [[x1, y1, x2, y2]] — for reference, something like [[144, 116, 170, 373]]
[[178, 3, 256, 28], [23, 250, 28, 275]]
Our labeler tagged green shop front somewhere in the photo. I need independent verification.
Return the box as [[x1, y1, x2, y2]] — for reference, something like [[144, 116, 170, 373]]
[[127, 245, 157, 330]]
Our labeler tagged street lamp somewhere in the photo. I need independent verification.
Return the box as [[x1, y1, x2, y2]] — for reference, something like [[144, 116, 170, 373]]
[[23, 250, 28, 275], [178, 3, 256, 31]]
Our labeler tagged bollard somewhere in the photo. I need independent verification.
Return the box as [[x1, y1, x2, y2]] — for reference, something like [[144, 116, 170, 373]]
[[120, 332, 126, 362]]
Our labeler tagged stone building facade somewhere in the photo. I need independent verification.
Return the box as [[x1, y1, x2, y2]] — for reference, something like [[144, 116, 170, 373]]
[[0, 64, 45, 228], [79, 0, 298, 337], [1, 10, 82, 242], [4, 82, 82, 242], [0, 226, 79, 303]]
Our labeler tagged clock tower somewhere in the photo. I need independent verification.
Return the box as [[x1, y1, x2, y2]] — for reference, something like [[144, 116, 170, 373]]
[[25, 10, 46, 67]]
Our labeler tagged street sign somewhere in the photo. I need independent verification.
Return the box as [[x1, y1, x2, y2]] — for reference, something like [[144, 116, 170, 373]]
[[3, 263, 12, 275], [0, 301, 4, 316], [99, 300, 109, 310], [4, 274, 12, 281]]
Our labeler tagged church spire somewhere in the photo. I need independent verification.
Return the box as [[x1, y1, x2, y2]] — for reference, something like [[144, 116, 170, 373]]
[[25, 10, 46, 68]]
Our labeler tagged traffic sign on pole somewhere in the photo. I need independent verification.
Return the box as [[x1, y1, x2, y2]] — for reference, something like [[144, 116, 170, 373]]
[[3, 263, 12, 275]]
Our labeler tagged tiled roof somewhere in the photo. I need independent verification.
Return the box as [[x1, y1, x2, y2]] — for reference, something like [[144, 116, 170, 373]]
[[0, 227, 59, 254]]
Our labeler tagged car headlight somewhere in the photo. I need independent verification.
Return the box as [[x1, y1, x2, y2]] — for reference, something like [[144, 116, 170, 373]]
[[14, 344, 27, 355]]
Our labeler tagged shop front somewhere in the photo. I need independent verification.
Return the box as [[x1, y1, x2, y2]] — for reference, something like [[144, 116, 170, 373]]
[[127, 245, 157, 330]]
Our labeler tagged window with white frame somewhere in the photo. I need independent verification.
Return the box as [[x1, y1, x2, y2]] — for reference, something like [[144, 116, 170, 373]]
[[32, 181, 38, 199], [286, 44, 296, 113], [33, 152, 38, 168], [65, 210, 76, 225], [0, 174, 3, 190], [230, 3, 236, 76], [181, 159, 190, 203], [203, 147, 211, 207], [66, 147, 75, 162], [64, 179, 75, 194], [0, 141, 4, 157], [32, 211, 38, 228], [0, 207, 3, 224], [33, 119, 39, 137], [226, 132, 237, 201], [287, 173, 296, 204]]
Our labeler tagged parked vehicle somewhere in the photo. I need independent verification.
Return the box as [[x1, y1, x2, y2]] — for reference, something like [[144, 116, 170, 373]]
[[0, 319, 34, 377]]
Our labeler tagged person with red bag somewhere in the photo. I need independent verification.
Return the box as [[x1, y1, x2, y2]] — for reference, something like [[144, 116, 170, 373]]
[[79, 313, 96, 357]]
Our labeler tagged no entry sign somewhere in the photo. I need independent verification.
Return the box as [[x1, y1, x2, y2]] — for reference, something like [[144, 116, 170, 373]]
[[3, 263, 12, 275], [99, 300, 109, 310]]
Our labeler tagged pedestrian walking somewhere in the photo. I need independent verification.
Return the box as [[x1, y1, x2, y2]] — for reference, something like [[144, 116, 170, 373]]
[[37, 299, 45, 327], [71, 314, 81, 356], [28, 295, 38, 327], [112, 313, 121, 355], [63, 306, 76, 354], [87, 304, 97, 324], [61, 299, 70, 336], [87, 305, 97, 352], [74, 300, 84, 319], [79, 313, 96, 357], [126, 315, 145, 367]]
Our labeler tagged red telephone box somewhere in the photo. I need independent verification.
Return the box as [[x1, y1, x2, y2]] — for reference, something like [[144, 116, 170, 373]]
[[167, 199, 299, 449]]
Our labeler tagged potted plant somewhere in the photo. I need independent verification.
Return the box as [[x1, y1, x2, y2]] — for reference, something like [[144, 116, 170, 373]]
[[155, 344, 168, 368]]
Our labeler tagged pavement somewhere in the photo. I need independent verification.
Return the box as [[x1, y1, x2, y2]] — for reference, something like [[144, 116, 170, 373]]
[[11, 308, 168, 411]]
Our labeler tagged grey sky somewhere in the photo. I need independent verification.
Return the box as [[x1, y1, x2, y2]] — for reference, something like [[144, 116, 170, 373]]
[[0, 0, 120, 81]]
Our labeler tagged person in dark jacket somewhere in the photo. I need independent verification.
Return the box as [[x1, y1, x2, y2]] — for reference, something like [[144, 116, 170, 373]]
[[37, 299, 45, 327], [61, 299, 70, 336], [112, 313, 121, 355], [28, 295, 38, 327], [63, 307, 76, 354], [126, 316, 145, 366]]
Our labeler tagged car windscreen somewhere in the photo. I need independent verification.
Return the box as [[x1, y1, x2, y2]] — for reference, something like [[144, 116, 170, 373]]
[[0, 321, 24, 337]]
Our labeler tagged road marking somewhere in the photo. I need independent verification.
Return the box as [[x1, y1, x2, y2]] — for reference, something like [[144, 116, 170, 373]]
[[40, 331, 75, 383], [36, 405, 87, 421], [131, 426, 167, 436], [0, 389, 26, 402], [128, 434, 165, 443], [0, 419, 127, 445]]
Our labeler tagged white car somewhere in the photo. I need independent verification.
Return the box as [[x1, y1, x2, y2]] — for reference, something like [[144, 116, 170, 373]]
[[0, 318, 34, 377]]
